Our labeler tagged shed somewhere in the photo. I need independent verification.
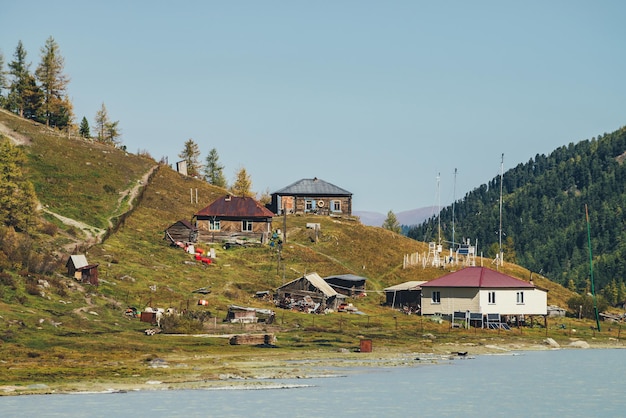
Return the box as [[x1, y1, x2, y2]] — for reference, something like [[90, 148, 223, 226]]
[[323, 274, 368, 297], [226, 305, 275, 324], [164, 219, 198, 244], [384, 281, 426, 309], [66, 255, 99, 286], [276, 272, 346, 312]]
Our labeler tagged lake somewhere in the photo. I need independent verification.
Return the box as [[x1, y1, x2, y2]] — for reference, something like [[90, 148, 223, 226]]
[[1, 348, 624, 417]]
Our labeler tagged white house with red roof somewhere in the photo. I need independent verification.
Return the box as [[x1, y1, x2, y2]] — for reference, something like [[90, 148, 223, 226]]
[[420, 267, 547, 319]]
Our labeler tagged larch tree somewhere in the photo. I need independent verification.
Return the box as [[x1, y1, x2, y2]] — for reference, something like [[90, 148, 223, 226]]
[[230, 167, 253, 197], [0, 137, 38, 231], [35, 36, 72, 128], [203, 147, 227, 188], [382, 210, 402, 234], [178, 139, 202, 177], [94, 103, 121, 145]]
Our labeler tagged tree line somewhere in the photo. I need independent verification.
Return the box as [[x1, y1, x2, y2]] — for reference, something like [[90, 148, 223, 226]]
[[0, 38, 121, 146]]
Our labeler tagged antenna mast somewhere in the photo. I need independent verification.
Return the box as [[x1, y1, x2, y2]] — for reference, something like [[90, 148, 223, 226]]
[[437, 172, 441, 245], [498, 153, 504, 266], [452, 168, 457, 249]]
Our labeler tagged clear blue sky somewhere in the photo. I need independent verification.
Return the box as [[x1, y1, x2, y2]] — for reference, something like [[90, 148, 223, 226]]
[[2, 1, 625, 214]]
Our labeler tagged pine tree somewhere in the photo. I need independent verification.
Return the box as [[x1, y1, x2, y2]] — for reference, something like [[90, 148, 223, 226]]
[[79, 116, 91, 138], [35, 36, 72, 128], [0, 138, 38, 231], [230, 167, 253, 197], [382, 210, 402, 234], [203, 148, 227, 188], [6, 41, 31, 117], [0, 50, 7, 104], [178, 139, 202, 177]]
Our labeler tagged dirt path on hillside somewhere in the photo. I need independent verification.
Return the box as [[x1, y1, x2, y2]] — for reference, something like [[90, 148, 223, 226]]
[[44, 164, 159, 252], [0, 121, 32, 145]]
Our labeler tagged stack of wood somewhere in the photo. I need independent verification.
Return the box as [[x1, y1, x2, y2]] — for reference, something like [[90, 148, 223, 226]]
[[229, 333, 276, 345]]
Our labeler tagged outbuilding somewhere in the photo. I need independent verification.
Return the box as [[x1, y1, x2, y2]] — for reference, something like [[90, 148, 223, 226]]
[[276, 272, 346, 312]]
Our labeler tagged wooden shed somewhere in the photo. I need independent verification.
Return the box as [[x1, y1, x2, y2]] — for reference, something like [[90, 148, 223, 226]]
[[384, 281, 426, 310], [323, 274, 368, 297], [164, 219, 198, 244], [276, 272, 346, 312], [66, 255, 99, 286]]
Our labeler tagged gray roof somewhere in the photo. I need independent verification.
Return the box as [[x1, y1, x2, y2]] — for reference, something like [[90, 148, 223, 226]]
[[384, 281, 427, 292], [279, 272, 341, 298], [273, 178, 352, 196]]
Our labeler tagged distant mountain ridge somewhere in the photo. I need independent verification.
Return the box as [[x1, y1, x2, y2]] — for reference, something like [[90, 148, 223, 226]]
[[355, 206, 438, 227]]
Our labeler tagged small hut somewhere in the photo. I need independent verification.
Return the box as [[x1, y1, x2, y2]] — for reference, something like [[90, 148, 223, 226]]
[[323, 274, 367, 297], [164, 219, 198, 244], [276, 272, 345, 312], [384, 281, 426, 310], [66, 255, 99, 286]]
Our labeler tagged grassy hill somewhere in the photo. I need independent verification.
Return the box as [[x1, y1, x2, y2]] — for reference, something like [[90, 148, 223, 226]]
[[0, 111, 618, 394]]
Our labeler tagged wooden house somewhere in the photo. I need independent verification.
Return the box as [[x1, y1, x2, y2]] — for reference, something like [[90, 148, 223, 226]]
[[270, 177, 352, 216], [384, 281, 426, 310], [420, 266, 547, 325], [323, 274, 368, 297], [66, 254, 99, 286], [276, 272, 346, 311], [193, 195, 274, 244], [164, 219, 198, 244]]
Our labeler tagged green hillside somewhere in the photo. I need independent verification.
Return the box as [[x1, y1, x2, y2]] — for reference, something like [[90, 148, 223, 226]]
[[0, 111, 620, 393], [409, 125, 626, 302]]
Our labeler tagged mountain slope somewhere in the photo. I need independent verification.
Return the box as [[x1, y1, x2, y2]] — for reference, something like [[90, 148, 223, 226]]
[[409, 125, 626, 297]]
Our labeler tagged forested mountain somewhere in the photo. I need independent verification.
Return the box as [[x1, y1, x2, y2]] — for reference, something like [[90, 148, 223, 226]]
[[408, 125, 626, 300]]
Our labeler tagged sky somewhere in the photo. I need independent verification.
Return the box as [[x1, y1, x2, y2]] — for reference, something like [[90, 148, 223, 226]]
[[1, 1, 625, 214]]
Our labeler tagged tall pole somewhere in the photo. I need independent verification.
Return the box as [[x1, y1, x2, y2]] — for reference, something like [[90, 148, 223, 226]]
[[452, 168, 457, 249], [585, 204, 601, 331], [437, 173, 441, 245], [498, 154, 504, 266]]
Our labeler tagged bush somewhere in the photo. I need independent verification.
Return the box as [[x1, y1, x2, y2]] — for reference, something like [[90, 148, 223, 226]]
[[567, 294, 609, 319]]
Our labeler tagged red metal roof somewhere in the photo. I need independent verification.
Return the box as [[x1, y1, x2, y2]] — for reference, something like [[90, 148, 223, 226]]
[[420, 267, 535, 289], [195, 195, 274, 218]]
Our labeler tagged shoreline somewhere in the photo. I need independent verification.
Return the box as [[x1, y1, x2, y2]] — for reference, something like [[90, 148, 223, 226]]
[[1, 340, 622, 397]]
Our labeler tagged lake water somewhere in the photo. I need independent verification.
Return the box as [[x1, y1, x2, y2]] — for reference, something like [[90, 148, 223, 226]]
[[1, 348, 624, 417]]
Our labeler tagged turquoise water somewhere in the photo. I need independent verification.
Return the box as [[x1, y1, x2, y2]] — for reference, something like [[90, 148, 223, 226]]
[[1, 349, 624, 417]]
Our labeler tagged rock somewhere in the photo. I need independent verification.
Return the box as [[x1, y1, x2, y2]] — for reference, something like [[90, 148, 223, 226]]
[[422, 333, 436, 340], [568, 340, 590, 349], [543, 337, 560, 348]]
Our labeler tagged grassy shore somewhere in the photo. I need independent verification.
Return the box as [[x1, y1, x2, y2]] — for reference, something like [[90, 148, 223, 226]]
[[1, 313, 623, 396]]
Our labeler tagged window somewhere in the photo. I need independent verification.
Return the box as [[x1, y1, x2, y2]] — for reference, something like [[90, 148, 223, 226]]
[[305, 200, 314, 211], [209, 219, 220, 231], [242, 220, 253, 232], [331, 200, 341, 212], [431, 291, 441, 304], [488, 291, 496, 304], [516, 291, 524, 304]]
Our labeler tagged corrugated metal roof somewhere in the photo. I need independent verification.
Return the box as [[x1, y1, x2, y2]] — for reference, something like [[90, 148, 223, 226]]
[[384, 281, 427, 291], [273, 178, 352, 196], [279, 272, 340, 298], [195, 195, 274, 218], [67, 255, 88, 269], [420, 267, 535, 289], [323, 274, 368, 283]]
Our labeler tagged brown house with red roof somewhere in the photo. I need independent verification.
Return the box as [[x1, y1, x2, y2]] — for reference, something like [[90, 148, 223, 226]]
[[420, 267, 547, 322], [193, 195, 274, 244]]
